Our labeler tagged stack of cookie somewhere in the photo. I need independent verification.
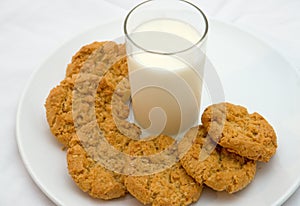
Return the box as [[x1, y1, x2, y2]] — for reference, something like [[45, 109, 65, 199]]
[[45, 41, 277, 206], [181, 102, 277, 194]]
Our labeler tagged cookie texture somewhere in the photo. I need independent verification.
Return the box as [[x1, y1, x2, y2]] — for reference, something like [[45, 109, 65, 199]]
[[181, 126, 256, 193], [61, 41, 141, 200], [124, 135, 202, 206], [65, 75, 138, 200], [45, 75, 74, 147], [66, 41, 126, 78], [65, 41, 105, 77], [46, 41, 141, 200], [201, 102, 277, 162], [45, 41, 129, 148], [67, 136, 127, 200], [65, 65, 135, 200]]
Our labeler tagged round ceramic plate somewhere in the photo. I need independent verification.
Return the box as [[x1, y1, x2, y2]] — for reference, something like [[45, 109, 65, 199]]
[[16, 19, 300, 206]]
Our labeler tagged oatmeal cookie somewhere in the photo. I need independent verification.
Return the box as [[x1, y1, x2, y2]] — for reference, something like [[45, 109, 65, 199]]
[[67, 134, 127, 200], [65, 41, 105, 77], [124, 135, 202, 206], [180, 126, 257, 193], [45, 75, 76, 147], [66, 94, 139, 201], [201, 102, 277, 162], [66, 41, 126, 77], [60, 42, 139, 200], [45, 42, 129, 148]]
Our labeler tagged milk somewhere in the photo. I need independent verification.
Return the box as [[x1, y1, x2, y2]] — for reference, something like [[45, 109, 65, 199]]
[[126, 19, 205, 136]]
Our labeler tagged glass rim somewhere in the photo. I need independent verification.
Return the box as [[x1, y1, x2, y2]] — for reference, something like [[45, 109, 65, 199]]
[[123, 0, 209, 55]]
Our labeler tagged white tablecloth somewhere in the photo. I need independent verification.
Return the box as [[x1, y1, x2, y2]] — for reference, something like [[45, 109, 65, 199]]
[[1, 0, 299, 205]]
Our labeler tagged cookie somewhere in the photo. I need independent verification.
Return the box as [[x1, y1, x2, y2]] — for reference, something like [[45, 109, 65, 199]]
[[124, 135, 202, 206], [45, 41, 129, 148], [201, 102, 277, 162], [66, 102, 139, 201], [180, 126, 257, 193], [67, 135, 127, 200], [66, 41, 126, 77], [62, 42, 141, 200], [45, 75, 76, 147], [65, 41, 105, 77]]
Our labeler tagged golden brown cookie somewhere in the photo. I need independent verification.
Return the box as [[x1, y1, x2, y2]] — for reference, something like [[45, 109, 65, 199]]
[[45, 75, 76, 147], [66, 103, 139, 201], [201, 102, 277, 162], [45, 42, 129, 148], [60, 42, 140, 200], [180, 126, 257, 194], [66, 41, 126, 77], [65, 41, 105, 77], [124, 135, 202, 206], [67, 135, 127, 200]]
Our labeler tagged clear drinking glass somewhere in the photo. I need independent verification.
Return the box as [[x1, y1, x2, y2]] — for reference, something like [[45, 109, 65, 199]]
[[124, 0, 208, 136]]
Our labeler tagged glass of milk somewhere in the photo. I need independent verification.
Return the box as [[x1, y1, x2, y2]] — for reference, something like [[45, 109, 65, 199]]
[[124, 0, 208, 137]]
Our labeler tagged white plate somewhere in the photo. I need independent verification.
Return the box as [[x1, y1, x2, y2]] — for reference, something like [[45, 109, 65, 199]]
[[16, 19, 300, 206]]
